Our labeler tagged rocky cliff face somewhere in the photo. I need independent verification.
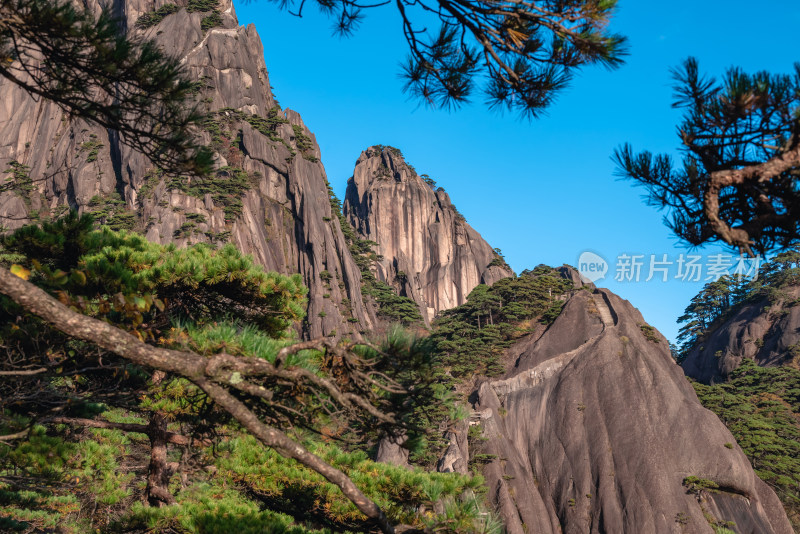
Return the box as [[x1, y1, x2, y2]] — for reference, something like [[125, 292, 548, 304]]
[[5, 6, 794, 531], [0, 0, 374, 338], [681, 285, 800, 383], [442, 284, 792, 533], [343, 146, 513, 323]]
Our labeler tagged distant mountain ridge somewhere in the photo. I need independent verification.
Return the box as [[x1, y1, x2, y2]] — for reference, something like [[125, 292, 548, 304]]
[[0, 2, 795, 531]]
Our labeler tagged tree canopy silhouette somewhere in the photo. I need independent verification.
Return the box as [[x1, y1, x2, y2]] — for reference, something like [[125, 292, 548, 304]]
[[0, 0, 211, 175], [269, 0, 627, 117], [615, 58, 800, 256]]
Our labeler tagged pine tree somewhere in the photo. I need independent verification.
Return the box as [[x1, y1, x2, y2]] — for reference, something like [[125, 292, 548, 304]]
[[0, 215, 467, 532], [0, 0, 211, 175], [615, 58, 800, 255], [265, 0, 627, 117]]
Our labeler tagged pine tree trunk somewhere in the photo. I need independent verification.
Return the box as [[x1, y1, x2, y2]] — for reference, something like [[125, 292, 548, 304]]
[[145, 412, 177, 506]]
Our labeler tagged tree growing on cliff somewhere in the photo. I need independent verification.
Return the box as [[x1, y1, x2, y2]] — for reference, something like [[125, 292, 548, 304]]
[[0, 0, 210, 175], [615, 58, 800, 255], [0, 215, 471, 532], [675, 248, 800, 358], [272, 0, 627, 117]]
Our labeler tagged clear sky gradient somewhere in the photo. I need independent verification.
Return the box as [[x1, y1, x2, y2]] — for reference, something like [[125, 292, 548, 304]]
[[234, 0, 800, 343]]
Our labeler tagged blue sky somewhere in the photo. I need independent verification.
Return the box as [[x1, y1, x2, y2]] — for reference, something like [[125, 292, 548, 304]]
[[234, 0, 800, 343]]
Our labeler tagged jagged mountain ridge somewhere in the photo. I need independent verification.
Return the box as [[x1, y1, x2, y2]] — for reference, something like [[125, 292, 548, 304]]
[[1, 4, 795, 532], [344, 146, 514, 323], [440, 280, 792, 533], [0, 0, 375, 338]]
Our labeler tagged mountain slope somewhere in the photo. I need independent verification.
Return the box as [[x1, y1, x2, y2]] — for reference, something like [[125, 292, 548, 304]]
[[478, 288, 791, 533], [427, 271, 793, 533], [682, 284, 800, 383], [677, 254, 800, 530], [0, 0, 374, 338]]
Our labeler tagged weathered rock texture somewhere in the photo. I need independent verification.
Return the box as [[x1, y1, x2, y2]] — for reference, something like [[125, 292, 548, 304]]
[[0, 0, 374, 338], [465, 287, 792, 534], [343, 146, 513, 322], [682, 285, 800, 383], [374, 435, 411, 469]]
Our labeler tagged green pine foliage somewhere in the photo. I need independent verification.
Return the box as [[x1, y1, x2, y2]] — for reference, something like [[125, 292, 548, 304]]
[[114, 483, 328, 534], [677, 249, 800, 359], [679, 249, 800, 528], [1, 213, 306, 334], [186, 0, 218, 12], [292, 124, 318, 162], [78, 133, 103, 162], [149, 107, 314, 225], [0, 214, 498, 533], [488, 247, 509, 269], [4, 0, 214, 176], [2, 161, 34, 208], [86, 193, 137, 231], [420, 173, 437, 189], [0, 423, 136, 532], [347, 327, 468, 464], [690, 360, 800, 529], [213, 435, 491, 531], [362, 276, 424, 324], [221, 107, 288, 143], [135, 3, 179, 28], [200, 11, 223, 32], [0, 366, 492, 533], [209, 107, 314, 163], [0, 213, 307, 460], [138, 167, 163, 200], [0, 426, 494, 533], [638, 323, 660, 343], [431, 267, 573, 379], [400, 267, 572, 466], [167, 166, 255, 223]]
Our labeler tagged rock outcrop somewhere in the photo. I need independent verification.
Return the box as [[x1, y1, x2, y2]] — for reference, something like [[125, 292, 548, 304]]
[[0, 0, 374, 338], [343, 146, 514, 323], [5, 5, 795, 531], [463, 287, 792, 534], [681, 285, 800, 383]]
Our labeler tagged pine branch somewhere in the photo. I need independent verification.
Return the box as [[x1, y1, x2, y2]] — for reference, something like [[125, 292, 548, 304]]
[[0, 264, 397, 533]]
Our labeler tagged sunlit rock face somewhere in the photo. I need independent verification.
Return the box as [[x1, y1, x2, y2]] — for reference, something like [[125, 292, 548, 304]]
[[4, 6, 794, 532], [460, 286, 792, 534], [343, 146, 514, 323], [0, 0, 376, 338]]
